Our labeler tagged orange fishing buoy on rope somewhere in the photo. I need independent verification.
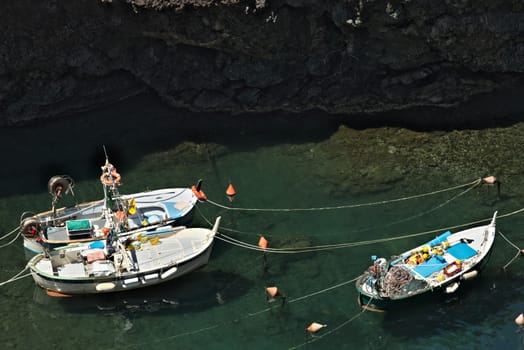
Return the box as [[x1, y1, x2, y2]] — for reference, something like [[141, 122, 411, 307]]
[[226, 183, 236, 202], [258, 236, 268, 249], [515, 313, 524, 326], [191, 179, 207, 201], [481, 175, 501, 196], [265, 286, 286, 304], [306, 322, 327, 333], [266, 286, 279, 298], [482, 176, 497, 184]]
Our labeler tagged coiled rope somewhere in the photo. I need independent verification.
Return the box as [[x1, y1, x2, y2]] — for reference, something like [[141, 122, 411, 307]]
[[206, 178, 482, 212]]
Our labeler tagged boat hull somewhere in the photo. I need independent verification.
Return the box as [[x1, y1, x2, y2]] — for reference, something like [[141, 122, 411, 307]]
[[23, 187, 197, 254], [29, 243, 214, 295], [356, 212, 497, 311]]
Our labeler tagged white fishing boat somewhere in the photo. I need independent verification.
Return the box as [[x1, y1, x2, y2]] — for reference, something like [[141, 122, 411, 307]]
[[28, 216, 221, 295], [356, 211, 497, 311], [20, 159, 207, 254]]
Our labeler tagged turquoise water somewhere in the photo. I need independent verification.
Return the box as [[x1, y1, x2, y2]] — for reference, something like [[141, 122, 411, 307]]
[[1, 94, 524, 349]]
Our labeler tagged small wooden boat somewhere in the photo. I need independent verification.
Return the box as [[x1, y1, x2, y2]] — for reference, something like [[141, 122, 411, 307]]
[[28, 216, 221, 295], [356, 211, 497, 311], [20, 160, 205, 254]]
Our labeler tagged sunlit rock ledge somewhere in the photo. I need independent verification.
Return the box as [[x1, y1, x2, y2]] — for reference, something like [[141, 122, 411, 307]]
[[1, 0, 523, 127]]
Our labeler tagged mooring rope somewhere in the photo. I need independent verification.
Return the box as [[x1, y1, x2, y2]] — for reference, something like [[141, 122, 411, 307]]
[[288, 310, 367, 349], [211, 207, 524, 254], [128, 274, 361, 347], [0, 231, 21, 249], [0, 265, 30, 287], [288, 292, 373, 349], [199, 179, 480, 238], [206, 178, 482, 212], [0, 226, 20, 241], [497, 229, 523, 270]]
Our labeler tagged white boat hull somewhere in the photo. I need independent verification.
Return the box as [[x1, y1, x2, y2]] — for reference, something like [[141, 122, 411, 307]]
[[29, 243, 214, 294], [28, 217, 220, 295], [23, 187, 197, 254]]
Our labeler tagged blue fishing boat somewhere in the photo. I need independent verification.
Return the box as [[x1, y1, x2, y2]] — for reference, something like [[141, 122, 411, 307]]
[[20, 159, 205, 254], [356, 212, 497, 311]]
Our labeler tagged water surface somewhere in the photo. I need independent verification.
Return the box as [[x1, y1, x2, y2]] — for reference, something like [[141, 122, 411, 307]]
[[1, 94, 523, 349]]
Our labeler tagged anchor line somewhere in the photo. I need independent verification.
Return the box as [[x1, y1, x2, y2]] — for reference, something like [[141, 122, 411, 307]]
[[128, 274, 361, 348], [197, 179, 480, 238], [288, 311, 366, 349], [0, 226, 20, 241], [497, 230, 523, 270], [0, 265, 31, 287], [288, 294, 375, 349], [211, 207, 524, 254], [206, 178, 482, 212], [0, 231, 21, 249]]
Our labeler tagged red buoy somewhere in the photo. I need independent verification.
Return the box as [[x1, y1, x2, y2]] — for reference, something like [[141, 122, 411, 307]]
[[226, 183, 236, 202]]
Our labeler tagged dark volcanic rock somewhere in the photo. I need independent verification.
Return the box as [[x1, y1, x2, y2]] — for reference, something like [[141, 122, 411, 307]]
[[1, 0, 524, 126]]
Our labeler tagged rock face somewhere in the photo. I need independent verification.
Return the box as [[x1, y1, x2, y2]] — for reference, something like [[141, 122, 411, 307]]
[[1, 0, 524, 126]]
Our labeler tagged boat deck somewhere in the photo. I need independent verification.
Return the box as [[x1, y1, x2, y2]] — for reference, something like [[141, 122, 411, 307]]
[[34, 227, 214, 278]]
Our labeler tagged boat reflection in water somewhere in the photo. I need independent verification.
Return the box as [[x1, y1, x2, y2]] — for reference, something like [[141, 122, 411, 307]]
[[32, 270, 253, 315]]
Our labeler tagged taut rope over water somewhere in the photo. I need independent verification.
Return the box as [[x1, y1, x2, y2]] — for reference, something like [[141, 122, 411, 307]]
[[497, 230, 523, 270], [0, 265, 31, 287], [209, 207, 524, 254], [206, 178, 482, 212]]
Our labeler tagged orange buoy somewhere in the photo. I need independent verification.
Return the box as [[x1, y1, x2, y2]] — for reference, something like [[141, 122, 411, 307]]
[[515, 313, 524, 326], [482, 176, 497, 184], [266, 286, 279, 298], [115, 210, 126, 221], [46, 290, 72, 298], [226, 183, 236, 202], [258, 236, 268, 249], [191, 180, 207, 201], [306, 322, 326, 333]]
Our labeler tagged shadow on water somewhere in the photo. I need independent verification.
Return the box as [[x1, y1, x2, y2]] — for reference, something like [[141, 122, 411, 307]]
[[31, 270, 253, 316], [4, 80, 524, 197], [381, 271, 524, 339], [0, 93, 345, 197]]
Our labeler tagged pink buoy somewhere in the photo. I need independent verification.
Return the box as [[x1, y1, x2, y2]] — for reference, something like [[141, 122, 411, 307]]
[[515, 313, 524, 326]]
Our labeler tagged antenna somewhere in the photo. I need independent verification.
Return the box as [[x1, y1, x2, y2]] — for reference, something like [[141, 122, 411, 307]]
[[103, 145, 109, 164]]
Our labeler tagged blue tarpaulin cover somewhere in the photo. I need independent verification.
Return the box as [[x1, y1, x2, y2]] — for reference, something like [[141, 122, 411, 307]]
[[412, 255, 448, 278], [447, 242, 478, 260]]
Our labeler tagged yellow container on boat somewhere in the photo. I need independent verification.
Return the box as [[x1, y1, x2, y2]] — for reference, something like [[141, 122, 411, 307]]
[[150, 237, 160, 245]]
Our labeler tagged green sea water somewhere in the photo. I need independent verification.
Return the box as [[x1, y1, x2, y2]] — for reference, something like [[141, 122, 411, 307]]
[[1, 94, 523, 349]]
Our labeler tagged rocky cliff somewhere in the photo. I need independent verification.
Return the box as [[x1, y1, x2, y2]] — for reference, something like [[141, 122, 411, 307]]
[[1, 0, 523, 126]]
